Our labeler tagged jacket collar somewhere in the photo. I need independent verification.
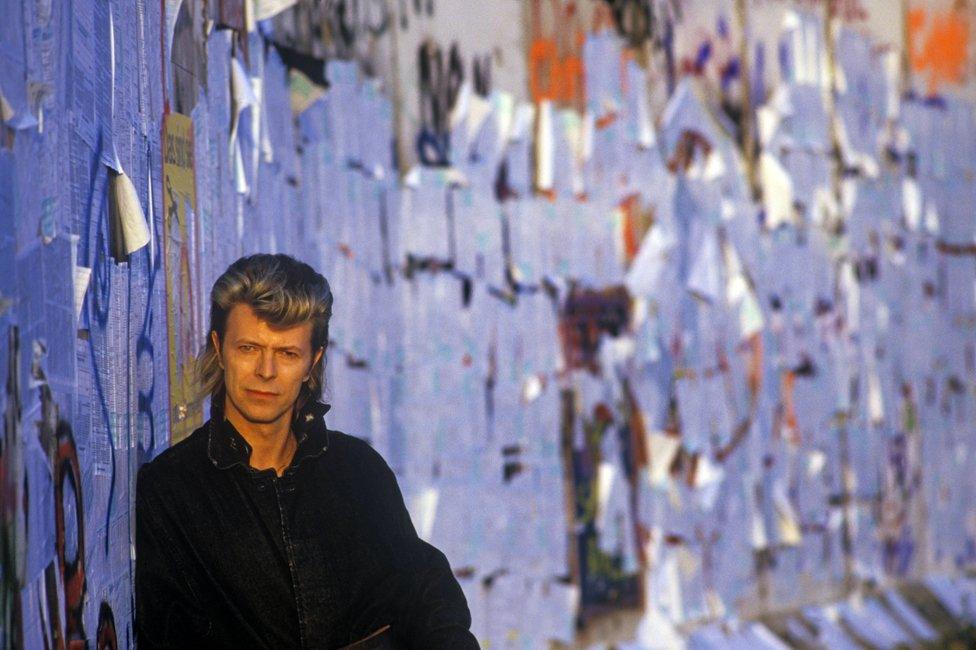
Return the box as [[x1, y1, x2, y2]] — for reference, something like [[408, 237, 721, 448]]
[[207, 389, 332, 472]]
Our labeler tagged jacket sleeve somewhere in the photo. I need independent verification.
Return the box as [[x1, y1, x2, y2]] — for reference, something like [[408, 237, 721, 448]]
[[372, 459, 480, 649], [134, 464, 212, 648]]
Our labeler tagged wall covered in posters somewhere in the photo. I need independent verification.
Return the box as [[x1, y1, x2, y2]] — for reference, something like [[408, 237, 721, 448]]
[[2, 0, 976, 648]]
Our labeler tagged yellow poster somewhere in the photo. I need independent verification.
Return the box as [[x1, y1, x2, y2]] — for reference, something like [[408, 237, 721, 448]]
[[162, 112, 203, 444]]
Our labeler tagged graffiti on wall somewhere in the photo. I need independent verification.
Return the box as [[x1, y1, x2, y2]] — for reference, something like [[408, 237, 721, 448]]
[[162, 112, 202, 445]]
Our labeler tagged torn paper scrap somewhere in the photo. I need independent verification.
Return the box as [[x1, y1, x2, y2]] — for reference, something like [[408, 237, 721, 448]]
[[521, 374, 544, 404], [595, 461, 616, 536], [773, 481, 802, 546], [646, 432, 680, 486], [687, 229, 722, 302], [74, 266, 92, 323], [109, 169, 150, 257], [535, 100, 554, 191], [289, 69, 325, 116], [0, 88, 13, 123], [252, 0, 298, 21], [407, 486, 439, 542], [760, 152, 794, 228]]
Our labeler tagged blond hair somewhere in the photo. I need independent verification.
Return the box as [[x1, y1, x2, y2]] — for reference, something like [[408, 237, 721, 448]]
[[198, 254, 333, 406]]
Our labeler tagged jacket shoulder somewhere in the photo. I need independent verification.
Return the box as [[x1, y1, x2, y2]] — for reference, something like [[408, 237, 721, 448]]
[[327, 429, 395, 474], [137, 423, 211, 494]]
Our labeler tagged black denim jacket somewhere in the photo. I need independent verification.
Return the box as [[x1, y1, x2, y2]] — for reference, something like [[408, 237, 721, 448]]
[[134, 395, 478, 649]]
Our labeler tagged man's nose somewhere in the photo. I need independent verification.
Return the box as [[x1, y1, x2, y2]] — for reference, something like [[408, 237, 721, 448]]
[[255, 350, 277, 379]]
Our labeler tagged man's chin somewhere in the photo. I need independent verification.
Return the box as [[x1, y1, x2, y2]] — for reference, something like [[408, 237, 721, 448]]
[[237, 406, 289, 425], [228, 395, 290, 425]]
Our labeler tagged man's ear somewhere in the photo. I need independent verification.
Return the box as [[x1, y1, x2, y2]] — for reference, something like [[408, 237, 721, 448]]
[[211, 331, 223, 369], [306, 346, 324, 381]]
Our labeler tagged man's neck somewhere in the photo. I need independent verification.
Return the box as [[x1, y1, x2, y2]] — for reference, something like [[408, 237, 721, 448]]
[[223, 400, 297, 476]]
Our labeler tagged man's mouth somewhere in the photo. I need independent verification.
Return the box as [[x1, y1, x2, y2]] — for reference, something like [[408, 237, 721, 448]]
[[246, 389, 278, 398]]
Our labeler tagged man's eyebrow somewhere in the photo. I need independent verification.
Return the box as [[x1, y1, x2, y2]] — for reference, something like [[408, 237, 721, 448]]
[[233, 338, 303, 351]]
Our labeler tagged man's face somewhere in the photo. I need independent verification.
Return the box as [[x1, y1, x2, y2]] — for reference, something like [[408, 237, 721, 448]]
[[213, 303, 324, 430]]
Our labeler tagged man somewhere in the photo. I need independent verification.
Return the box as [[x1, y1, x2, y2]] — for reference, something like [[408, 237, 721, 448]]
[[135, 253, 478, 649]]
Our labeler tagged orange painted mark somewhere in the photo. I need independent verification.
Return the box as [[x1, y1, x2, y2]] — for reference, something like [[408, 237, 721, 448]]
[[746, 332, 763, 401], [560, 53, 584, 106], [536, 187, 557, 202], [529, 38, 558, 101], [618, 194, 641, 264], [594, 111, 619, 130], [781, 371, 799, 444], [529, 37, 584, 104], [620, 47, 634, 95], [529, 0, 586, 108], [616, 193, 655, 267], [909, 7, 969, 95]]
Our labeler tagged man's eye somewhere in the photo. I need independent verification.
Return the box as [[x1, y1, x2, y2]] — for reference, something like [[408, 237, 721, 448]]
[[239, 345, 255, 352], [280, 350, 298, 358]]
